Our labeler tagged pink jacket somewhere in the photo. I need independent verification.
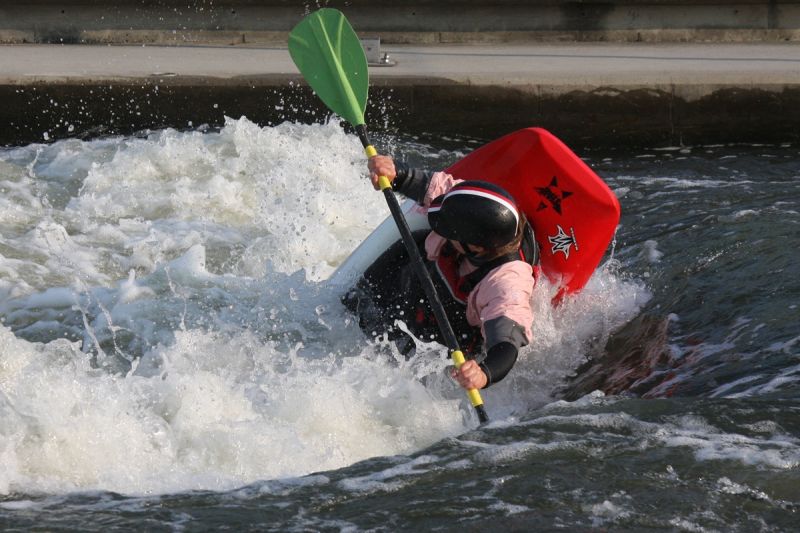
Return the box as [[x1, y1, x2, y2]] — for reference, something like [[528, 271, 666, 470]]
[[421, 172, 534, 342]]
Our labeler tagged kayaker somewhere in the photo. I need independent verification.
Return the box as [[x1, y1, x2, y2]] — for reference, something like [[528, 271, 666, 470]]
[[344, 154, 539, 391]]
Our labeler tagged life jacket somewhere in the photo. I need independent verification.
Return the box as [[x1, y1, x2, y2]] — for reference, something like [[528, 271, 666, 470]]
[[433, 223, 540, 305], [346, 226, 539, 357]]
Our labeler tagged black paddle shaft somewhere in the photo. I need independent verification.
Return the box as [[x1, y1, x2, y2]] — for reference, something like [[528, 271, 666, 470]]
[[357, 126, 461, 350], [357, 126, 489, 424]]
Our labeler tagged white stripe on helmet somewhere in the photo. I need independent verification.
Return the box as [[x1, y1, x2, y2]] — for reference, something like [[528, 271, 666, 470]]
[[444, 188, 519, 224]]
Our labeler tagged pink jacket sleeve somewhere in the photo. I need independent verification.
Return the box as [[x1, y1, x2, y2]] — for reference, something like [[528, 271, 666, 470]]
[[468, 262, 534, 343], [422, 172, 462, 261], [420, 171, 535, 344], [423, 171, 462, 208]]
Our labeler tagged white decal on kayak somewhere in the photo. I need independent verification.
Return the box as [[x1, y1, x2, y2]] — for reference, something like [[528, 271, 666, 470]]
[[549, 225, 579, 259]]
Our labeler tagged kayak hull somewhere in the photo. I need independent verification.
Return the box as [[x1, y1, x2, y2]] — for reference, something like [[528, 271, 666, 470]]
[[330, 128, 620, 301], [445, 127, 620, 298]]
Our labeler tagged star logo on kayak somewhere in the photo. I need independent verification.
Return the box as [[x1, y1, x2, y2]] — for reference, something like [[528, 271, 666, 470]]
[[549, 225, 579, 259], [535, 176, 573, 215]]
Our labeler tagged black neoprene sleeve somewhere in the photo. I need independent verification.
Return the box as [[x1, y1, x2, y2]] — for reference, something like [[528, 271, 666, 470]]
[[479, 342, 518, 387], [392, 162, 433, 205]]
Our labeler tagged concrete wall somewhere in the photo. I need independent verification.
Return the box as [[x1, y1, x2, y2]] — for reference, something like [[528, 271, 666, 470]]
[[3, 80, 798, 149], [2, 1, 800, 44], [2, 2, 799, 146]]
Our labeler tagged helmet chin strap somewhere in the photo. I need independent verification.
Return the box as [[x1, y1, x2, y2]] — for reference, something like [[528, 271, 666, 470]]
[[460, 241, 493, 266]]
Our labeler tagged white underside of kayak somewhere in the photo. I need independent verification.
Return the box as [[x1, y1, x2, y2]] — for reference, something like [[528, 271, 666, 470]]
[[328, 198, 430, 289]]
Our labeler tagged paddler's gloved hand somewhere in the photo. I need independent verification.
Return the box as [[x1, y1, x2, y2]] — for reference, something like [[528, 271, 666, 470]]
[[368, 156, 433, 203], [368, 155, 397, 190], [451, 341, 521, 390], [451, 359, 488, 390]]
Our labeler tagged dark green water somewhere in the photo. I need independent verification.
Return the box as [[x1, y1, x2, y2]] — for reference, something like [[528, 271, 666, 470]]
[[1, 124, 798, 530]]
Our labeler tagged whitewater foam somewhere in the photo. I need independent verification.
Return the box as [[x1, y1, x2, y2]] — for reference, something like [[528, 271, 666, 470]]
[[0, 118, 647, 496]]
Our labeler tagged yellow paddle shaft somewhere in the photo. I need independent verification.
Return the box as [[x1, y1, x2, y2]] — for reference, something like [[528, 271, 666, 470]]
[[365, 145, 392, 190], [450, 349, 485, 408]]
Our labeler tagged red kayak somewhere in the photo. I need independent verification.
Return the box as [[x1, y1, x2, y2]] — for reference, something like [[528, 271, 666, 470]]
[[445, 127, 620, 301], [330, 127, 620, 302]]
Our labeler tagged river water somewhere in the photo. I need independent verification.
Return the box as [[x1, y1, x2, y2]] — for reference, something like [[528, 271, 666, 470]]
[[0, 118, 798, 531]]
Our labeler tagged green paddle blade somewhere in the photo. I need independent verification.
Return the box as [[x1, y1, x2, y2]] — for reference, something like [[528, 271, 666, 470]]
[[288, 8, 369, 126]]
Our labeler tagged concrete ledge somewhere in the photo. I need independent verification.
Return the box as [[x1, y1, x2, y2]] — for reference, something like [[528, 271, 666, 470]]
[[0, 29, 289, 46], [1, 43, 799, 148], [379, 29, 800, 44], [4, 29, 800, 46], [2, 1, 800, 44]]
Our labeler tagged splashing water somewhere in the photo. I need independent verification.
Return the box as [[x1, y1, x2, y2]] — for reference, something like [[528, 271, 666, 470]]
[[0, 119, 646, 497], [2, 122, 799, 531]]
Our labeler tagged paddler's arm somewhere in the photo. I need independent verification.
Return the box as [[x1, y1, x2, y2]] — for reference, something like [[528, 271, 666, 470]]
[[368, 155, 433, 204], [473, 317, 530, 388], [479, 342, 519, 386], [453, 316, 528, 389], [452, 342, 520, 390]]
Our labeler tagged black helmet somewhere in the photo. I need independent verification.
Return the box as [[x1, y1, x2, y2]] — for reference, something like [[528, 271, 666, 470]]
[[428, 181, 520, 249]]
